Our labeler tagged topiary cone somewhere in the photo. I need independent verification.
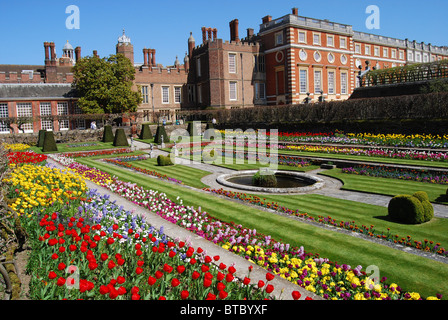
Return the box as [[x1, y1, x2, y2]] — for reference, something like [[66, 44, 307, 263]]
[[113, 128, 129, 147]]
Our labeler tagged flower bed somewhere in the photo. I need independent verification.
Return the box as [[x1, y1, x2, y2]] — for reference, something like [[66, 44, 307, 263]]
[[46, 155, 443, 300], [283, 145, 448, 162], [61, 148, 133, 158], [7, 151, 47, 166], [25, 190, 281, 300], [2, 143, 31, 151], [342, 165, 448, 185]]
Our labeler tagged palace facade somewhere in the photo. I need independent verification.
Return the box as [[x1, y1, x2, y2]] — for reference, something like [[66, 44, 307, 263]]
[[1, 7, 447, 133]]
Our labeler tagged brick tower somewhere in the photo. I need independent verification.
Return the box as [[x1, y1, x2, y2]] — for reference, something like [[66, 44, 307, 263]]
[[116, 29, 134, 65]]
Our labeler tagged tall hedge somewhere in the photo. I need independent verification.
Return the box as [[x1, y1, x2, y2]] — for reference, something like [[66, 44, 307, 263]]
[[42, 131, 58, 152], [102, 125, 114, 143], [113, 128, 129, 147], [139, 123, 153, 140], [154, 125, 169, 145], [37, 130, 46, 147]]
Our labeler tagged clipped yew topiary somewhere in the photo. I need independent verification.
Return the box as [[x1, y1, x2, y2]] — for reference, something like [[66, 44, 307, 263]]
[[42, 131, 58, 152], [154, 125, 169, 145], [139, 123, 153, 140], [157, 154, 174, 166], [113, 128, 129, 147], [102, 125, 114, 143], [37, 130, 46, 147], [413, 191, 434, 222], [387, 193, 430, 224]]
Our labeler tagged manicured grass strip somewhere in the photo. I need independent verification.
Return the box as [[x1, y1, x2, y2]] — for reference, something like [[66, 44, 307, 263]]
[[278, 149, 448, 169], [129, 158, 210, 189], [29, 141, 123, 154], [320, 168, 448, 204], [77, 158, 448, 298], [254, 194, 448, 250]]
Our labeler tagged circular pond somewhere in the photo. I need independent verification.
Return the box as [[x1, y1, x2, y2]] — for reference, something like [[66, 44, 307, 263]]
[[216, 170, 325, 194]]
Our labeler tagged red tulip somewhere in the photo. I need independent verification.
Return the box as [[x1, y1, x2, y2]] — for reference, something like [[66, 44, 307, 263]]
[[192, 271, 200, 280], [56, 277, 66, 287], [243, 277, 251, 285], [258, 280, 265, 288], [108, 260, 116, 269], [228, 266, 236, 274], [225, 273, 234, 282], [171, 278, 180, 287], [48, 271, 57, 280], [265, 284, 274, 293], [217, 282, 226, 292], [100, 253, 108, 261], [176, 265, 186, 274], [155, 270, 164, 279], [206, 292, 216, 300], [219, 290, 228, 299], [203, 278, 212, 288], [148, 276, 157, 286], [181, 290, 189, 300], [292, 291, 302, 300], [266, 273, 275, 281], [117, 276, 126, 284], [99, 285, 109, 295]]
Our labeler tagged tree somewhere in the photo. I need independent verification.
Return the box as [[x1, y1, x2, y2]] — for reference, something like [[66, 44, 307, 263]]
[[72, 53, 142, 114]]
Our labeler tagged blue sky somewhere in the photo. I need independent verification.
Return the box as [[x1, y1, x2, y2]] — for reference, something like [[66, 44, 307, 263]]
[[1, 0, 447, 67]]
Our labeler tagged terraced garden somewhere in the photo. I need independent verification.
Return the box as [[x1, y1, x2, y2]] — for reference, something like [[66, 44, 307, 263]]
[[1, 129, 448, 301]]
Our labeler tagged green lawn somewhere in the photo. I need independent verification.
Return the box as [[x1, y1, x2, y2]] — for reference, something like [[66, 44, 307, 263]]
[[128, 158, 211, 189], [29, 141, 126, 154], [320, 168, 448, 204], [254, 193, 448, 251], [76, 157, 448, 299]]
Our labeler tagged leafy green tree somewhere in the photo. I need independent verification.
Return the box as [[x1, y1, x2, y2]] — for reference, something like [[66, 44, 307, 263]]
[[72, 54, 142, 114]]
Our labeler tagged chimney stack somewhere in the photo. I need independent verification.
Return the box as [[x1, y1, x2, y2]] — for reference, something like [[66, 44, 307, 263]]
[[201, 27, 217, 44], [262, 15, 272, 24], [247, 28, 254, 38], [292, 7, 298, 15], [143, 48, 148, 66], [75, 46, 81, 63], [229, 19, 240, 43]]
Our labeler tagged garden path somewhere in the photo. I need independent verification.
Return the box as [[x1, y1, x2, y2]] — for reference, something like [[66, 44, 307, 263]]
[[47, 155, 322, 301]]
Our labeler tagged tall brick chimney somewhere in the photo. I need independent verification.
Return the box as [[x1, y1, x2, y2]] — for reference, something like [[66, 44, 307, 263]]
[[229, 19, 240, 43], [75, 46, 81, 63], [292, 7, 299, 15], [188, 32, 195, 59]]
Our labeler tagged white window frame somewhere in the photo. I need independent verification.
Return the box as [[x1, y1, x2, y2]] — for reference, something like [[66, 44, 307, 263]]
[[298, 31, 306, 44], [383, 48, 388, 58], [328, 71, 335, 95], [174, 86, 182, 104], [57, 102, 69, 131], [40, 102, 53, 131], [141, 85, 149, 104], [355, 43, 361, 54], [299, 69, 308, 94], [374, 46, 380, 57], [229, 81, 238, 101], [314, 70, 322, 94], [313, 33, 321, 45], [275, 31, 283, 45], [228, 53, 237, 73], [17, 103, 33, 133], [341, 72, 348, 95], [391, 49, 397, 59], [162, 86, 170, 104], [339, 37, 347, 49], [327, 35, 334, 47], [365, 45, 371, 55], [0, 103, 9, 133]]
